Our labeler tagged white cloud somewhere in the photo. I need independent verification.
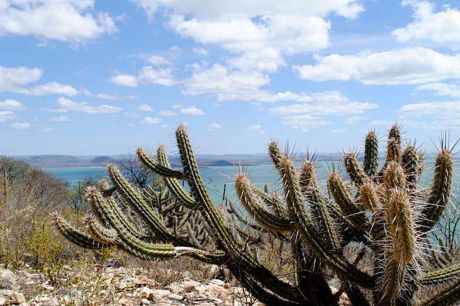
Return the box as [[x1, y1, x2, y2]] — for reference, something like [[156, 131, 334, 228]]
[[246, 124, 265, 133], [20, 82, 78, 96], [177, 105, 204, 115], [209, 123, 222, 129], [269, 91, 377, 131], [399, 101, 460, 128], [111, 66, 175, 88], [193, 48, 208, 55], [415, 82, 460, 98], [138, 66, 175, 86], [0, 111, 15, 122], [159, 110, 177, 116], [131, 0, 363, 21], [0, 66, 77, 96], [10, 122, 30, 130], [142, 116, 162, 124], [132, 0, 363, 96], [0, 0, 116, 43], [393, 1, 460, 44], [183, 64, 270, 100], [137, 104, 153, 112], [148, 55, 171, 66], [96, 93, 137, 100], [0, 65, 42, 92], [109, 74, 139, 87], [55, 97, 122, 114], [0, 99, 23, 110], [50, 115, 69, 122], [295, 48, 460, 85]]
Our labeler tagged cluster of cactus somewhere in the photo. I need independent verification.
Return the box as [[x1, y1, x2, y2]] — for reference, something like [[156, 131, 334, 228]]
[[54, 124, 460, 305]]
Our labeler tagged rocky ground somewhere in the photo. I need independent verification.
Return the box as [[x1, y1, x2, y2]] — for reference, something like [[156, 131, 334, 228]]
[[0, 266, 263, 306]]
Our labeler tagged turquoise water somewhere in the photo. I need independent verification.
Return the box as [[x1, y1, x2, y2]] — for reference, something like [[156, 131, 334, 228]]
[[43, 158, 459, 204]]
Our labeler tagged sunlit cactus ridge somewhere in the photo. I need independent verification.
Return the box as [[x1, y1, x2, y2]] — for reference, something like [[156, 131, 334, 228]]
[[54, 123, 458, 306]]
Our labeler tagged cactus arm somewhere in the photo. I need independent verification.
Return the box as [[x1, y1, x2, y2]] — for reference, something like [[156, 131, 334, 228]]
[[377, 188, 415, 305], [377, 125, 402, 179], [226, 200, 265, 232], [236, 174, 294, 232], [227, 264, 300, 306], [90, 190, 227, 263], [268, 140, 283, 169], [299, 161, 341, 250], [344, 153, 369, 187], [421, 148, 453, 232], [106, 197, 152, 241], [83, 215, 118, 244], [252, 187, 285, 216], [364, 130, 379, 177], [52, 213, 110, 249], [156, 145, 196, 208], [418, 263, 460, 285], [175, 125, 301, 302], [278, 156, 374, 288], [137, 147, 184, 179], [401, 145, 420, 191], [420, 278, 460, 306], [328, 171, 368, 231], [108, 164, 184, 244]]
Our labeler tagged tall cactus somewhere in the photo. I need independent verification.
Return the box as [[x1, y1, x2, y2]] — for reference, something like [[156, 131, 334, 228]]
[[54, 124, 459, 306]]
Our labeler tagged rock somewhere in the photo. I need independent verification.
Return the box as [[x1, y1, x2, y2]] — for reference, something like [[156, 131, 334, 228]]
[[206, 265, 220, 279], [9, 292, 25, 304], [150, 289, 171, 302], [0, 269, 16, 290], [209, 279, 225, 286]]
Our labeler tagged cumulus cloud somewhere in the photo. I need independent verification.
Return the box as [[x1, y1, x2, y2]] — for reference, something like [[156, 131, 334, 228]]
[[246, 124, 265, 133], [159, 110, 177, 116], [54, 97, 122, 114], [142, 116, 162, 124], [131, 0, 363, 98], [10, 122, 30, 130], [0, 111, 15, 122], [131, 0, 363, 22], [295, 48, 460, 85], [393, 1, 460, 44], [0, 99, 23, 110], [136, 104, 153, 112], [183, 64, 270, 100], [269, 91, 377, 131], [0, 0, 116, 43], [110, 60, 175, 88], [0, 65, 42, 92], [0, 65, 77, 96], [109, 74, 139, 87], [177, 105, 204, 115], [18, 82, 78, 96], [399, 101, 460, 128], [415, 82, 460, 98]]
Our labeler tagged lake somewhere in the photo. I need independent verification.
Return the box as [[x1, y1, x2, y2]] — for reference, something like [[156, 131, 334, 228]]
[[43, 157, 459, 204]]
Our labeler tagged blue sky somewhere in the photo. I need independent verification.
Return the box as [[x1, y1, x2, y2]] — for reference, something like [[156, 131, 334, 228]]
[[1, 0, 460, 155]]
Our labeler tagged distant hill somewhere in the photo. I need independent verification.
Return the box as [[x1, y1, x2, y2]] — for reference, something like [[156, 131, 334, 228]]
[[207, 160, 234, 166]]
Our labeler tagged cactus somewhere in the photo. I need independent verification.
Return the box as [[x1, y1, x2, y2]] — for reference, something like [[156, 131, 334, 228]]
[[54, 124, 459, 306]]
